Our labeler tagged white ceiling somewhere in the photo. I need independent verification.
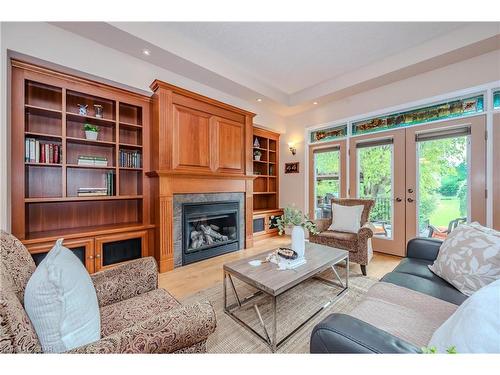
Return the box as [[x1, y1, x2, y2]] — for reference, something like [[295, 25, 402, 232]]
[[155, 22, 465, 94], [52, 22, 500, 116]]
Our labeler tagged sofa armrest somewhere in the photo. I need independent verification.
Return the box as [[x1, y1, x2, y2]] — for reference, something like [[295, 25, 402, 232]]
[[68, 301, 216, 354], [91, 257, 158, 307], [406, 238, 443, 261], [310, 314, 420, 354]]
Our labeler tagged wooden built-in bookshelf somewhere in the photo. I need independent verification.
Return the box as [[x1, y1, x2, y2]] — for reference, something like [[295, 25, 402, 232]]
[[11, 60, 153, 272], [252, 127, 282, 238], [252, 127, 280, 210]]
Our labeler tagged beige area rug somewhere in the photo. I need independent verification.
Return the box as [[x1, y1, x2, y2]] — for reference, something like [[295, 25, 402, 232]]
[[182, 267, 377, 353]]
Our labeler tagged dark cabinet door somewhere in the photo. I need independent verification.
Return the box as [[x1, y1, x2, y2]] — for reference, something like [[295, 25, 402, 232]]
[[26, 238, 95, 273], [95, 230, 147, 272]]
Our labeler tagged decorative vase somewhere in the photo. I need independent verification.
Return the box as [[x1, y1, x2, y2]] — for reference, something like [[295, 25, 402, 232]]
[[291, 225, 305, 259], [85, 130, 98, 140], [254, 155, 261, 161]]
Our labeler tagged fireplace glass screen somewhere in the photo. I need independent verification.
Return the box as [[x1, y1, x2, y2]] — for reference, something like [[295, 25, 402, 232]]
[[182, 201, 240, 265], [187, 213, 238, 252]]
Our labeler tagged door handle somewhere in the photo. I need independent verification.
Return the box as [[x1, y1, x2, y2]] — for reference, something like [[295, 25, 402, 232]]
[[395, 197, 402, 202], [407, 198, 414, 203]]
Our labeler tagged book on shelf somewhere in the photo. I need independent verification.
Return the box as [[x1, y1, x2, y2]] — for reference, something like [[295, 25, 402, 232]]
[[25, 138, 62, 164], [76, 170, 114, 197], [105, 171, 114, 196], [77, 191, 108, 197], [77, 155, 109, 167], [119, 149, 141, 168]]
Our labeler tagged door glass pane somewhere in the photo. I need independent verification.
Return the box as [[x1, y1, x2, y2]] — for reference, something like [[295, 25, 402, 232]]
[[417, 136, 468, 238], [314, 149, 340, 219], [358, 144, 393, 238]]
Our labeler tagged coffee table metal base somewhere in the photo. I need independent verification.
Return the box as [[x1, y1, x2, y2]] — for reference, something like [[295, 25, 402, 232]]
[[223, 256, 349, 352]]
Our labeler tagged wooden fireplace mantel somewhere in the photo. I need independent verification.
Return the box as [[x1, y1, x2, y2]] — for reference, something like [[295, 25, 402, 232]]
[[148, 80, 256, 272]]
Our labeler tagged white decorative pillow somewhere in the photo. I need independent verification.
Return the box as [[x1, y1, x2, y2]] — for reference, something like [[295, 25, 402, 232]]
[[24, 239, 100, 353], [428, 279, 500, 353], [328, 203, 364, 233], [429, 222, 500, 296]]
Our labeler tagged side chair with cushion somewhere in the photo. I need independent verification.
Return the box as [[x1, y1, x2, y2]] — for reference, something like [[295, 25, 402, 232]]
[[0, 230, 216, 353], [310, 198, 375, 276]]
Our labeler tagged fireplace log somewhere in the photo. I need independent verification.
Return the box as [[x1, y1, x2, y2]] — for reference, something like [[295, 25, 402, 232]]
[[200, 225, 229, 242]]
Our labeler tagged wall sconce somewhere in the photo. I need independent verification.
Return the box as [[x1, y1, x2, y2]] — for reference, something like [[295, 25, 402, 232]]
[[288, 142, 297, 156]]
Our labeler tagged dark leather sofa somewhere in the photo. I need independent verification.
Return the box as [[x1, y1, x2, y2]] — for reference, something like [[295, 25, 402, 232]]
[[310, 238, 468, 353]]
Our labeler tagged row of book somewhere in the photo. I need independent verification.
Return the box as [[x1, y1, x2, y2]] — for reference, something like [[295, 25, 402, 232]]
[[77, 155, 108, 167], [25, 138, 62, 164], [77, 171, 115, 196], [120, 150, 141, 168]]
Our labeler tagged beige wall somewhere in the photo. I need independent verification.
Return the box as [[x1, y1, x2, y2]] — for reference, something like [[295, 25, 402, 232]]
[[279, 49, 500, 213]]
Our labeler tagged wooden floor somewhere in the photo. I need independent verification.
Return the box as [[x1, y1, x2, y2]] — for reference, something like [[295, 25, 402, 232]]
[[159, 236, 402, 299]]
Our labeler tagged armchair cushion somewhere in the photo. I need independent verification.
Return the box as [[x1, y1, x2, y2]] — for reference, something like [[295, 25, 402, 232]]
[[91, 257, 158, 307], [316, 231, 358, 242], [328, 203, 364, 233], [24, 240, 100, 353], [68, 301, 216, 354], [100, 289, 180, 336]]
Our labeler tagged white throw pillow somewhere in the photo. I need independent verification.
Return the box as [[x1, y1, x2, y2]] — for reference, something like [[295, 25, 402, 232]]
[[328, 203, 364, 233], [428, 279, 500, 353], [24, 239, 100, 353], [428, 222, 500, 296]]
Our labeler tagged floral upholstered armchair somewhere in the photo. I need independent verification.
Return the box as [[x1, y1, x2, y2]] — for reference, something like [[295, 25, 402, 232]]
[[0, 231, 216, 353], [309, 198, 375, 276]]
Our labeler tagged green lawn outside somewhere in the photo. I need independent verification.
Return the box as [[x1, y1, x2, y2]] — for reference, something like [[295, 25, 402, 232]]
[[427, 196, 461, 228]]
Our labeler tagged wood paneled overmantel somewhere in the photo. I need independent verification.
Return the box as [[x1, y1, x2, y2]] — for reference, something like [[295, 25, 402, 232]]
[[148, 80, 256, 272]]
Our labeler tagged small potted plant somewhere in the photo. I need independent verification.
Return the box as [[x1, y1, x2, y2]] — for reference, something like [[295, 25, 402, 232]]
[[83, 124, 99, 140], [254, 149, 262, 161], [276, 207, 318, 259]]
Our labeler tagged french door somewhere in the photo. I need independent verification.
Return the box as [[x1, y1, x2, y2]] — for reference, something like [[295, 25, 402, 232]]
[[349, 130, 406, 256], [349, 115, 486, 256]]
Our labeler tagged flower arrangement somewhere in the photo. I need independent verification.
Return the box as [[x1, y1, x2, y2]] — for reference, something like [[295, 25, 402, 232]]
[[276, 206, 318, 235]]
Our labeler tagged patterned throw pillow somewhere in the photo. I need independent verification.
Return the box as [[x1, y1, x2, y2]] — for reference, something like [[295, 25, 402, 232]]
[[429, 223, 500, 296]]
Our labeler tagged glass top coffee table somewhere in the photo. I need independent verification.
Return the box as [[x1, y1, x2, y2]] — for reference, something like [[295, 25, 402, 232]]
[[223, 241, 349, 352]]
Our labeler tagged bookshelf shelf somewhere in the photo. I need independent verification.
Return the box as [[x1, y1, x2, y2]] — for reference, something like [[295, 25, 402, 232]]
[[25, 162, 62, 167], [25, 195, 143, 203], [24, 131, 62, 140], [119, 121, 143, 129], [119, 142, 143, 148], [66, 164, 115, 170], [12, 61, 151, 252], [25, 104, 63, 117], [66, 136, 116, 147], [66, 112, 116, 126], [119, 167, 143, 171]]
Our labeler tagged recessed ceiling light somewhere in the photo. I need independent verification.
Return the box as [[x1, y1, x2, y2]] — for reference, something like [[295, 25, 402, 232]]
[[256, 98, 262, 102], [142, 49, 151, 56], [313, 101, 318, 105]]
